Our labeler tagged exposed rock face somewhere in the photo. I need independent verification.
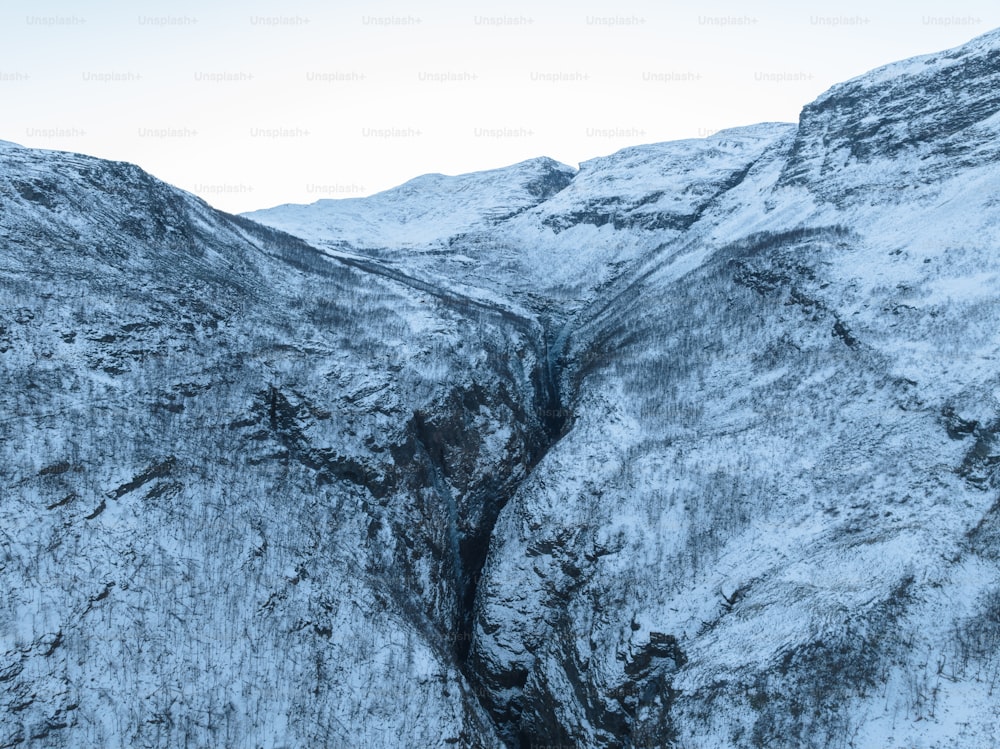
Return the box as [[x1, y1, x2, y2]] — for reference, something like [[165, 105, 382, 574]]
[[779, 28, 1000, 197], [5, 27, 1000, 749]]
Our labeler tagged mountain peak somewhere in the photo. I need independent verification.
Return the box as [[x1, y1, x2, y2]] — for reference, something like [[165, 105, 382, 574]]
[[813, 25, 1000, 107], [365, 155, 575, 197], [245, 155, 576, 249], [780, 26, 1000, 195]]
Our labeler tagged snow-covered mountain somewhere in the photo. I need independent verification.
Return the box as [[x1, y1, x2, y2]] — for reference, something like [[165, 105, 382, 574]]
[[4, 27, 1000, 749], [248, 124, 793, 309], [0, 138, 558, 748], [243, 156, 576, 251]]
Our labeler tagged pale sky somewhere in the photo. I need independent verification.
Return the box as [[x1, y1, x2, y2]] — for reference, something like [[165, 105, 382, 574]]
[[1, 1, 997, 213]]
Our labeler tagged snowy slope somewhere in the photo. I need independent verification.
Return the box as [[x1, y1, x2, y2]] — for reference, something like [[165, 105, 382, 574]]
[[465, 29, 1000, 748], [485, 123, 795, 299], [246, 125, 793, 309]]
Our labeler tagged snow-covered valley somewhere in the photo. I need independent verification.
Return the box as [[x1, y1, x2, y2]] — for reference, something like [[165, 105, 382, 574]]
[[4, 27, 1000, 749]]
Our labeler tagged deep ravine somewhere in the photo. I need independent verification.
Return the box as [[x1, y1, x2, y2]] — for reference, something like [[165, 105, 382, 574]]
[[7, 28, 1000, 749]]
